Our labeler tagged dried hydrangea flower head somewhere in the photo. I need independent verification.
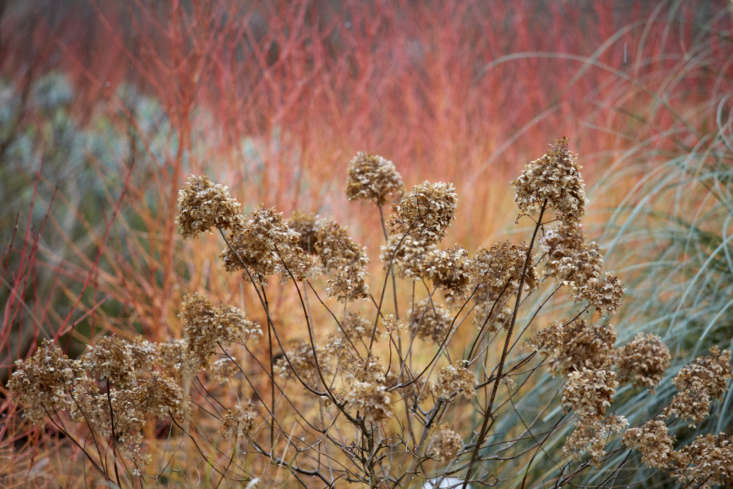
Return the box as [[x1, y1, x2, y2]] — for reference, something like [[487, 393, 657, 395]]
[[562, 368, 618, 419], [423, 246, 471, 302], [8, 339, 78, 423], [288, 211, 320, 254], [665, 346, 731, 425], [616, 333, 671, 389], [513, 137, 586, 224], [563, 415, 627, 464], [534, 319, 616, 375], [314, 219, 369, 300], [180, 293, 261, 370], [345, 380, 392, 423], [345, 152, 404, 205], [222, 401, 258, 440], [380, 234, 437, 278], [389, 181, 457, 244], [471, 241, 536, 304], [177, 175, 243, 238], [274, 340, 331, 386], [427, 425, 463, 462], [221, 206, 312, 280], [623, 416, 674, 469], [408, 299, 452, 344], [670, 432, 732, 489], [541, 222, 623, 313], [432, 362, 476, 400]]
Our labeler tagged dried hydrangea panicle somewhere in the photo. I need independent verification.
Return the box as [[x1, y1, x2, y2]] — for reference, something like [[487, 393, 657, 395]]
[[533, 319, 616, 375], [513, 137, 586, 224], [314, 219, 369, 300], [408, 299, 452, 344], [380, 234, 436, 279], [181, 293, 261, 370], [345, 380, 392, 423], [345, 152, 404, 205], [427, 425, 463, 462], [8, 339, 79, 423], [423, 246, 471, 302], [563, 415, 627, 465], [623, 416, 674, 469], [339, 312, 371, 340], [389, 181, 457, 244], [665, 346, 731, 425], [288, 211, 320, 254], [432, 362, 476, 400], [541, 221, 623, 313], [221, 206, 312, 280], [470, 241, 537, 304], [177, 175, 243, 238], [562, 368, 618, 419], [669, 432, 732, 489], [222, 401, 258, 440], [616, 333, 671, 389], [274, 340, 331, 386]]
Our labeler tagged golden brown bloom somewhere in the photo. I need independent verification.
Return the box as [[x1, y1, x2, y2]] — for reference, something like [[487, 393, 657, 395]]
[[177, 175, 243, 238], [222, 401, 258, 440], [670, 432, 732, 489], [513, 137, 586, 224], [562, 368, 617, 419], [623, 416, 674, 469], [408, 299, 452, 344], [563, 415, 627, 464], [221, 207, 312, 280], [181, 293, 261, 370], [8, 339, 78, 423], [471, 241, 536, 304], [432, 362, 475, 400], [423, 246, 471, 302], [534, 319, 616, 375], [345, 152, 403, 205], [389, 181, 457, 244], [380, 234, 436, 279], [314, 219, 369, 300], [427, 425, 463, 462], [345, 380, 392, 423], [617, 333, 671, 389], [665, 347, 731, 425]]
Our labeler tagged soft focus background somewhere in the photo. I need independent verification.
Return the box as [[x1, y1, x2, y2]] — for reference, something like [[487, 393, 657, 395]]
[[1, 0, 731, 486]]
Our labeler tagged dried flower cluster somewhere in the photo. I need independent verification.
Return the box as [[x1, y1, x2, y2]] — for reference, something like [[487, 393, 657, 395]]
[[181, 293, 261, 370], [346, 152, 403, 205], [408, 299, 452, 344], [221, 206, 312, 280], [389, 181, 457, 244], [177, 175, 243, 238], [312, 219, 370, 300], [562, 368, 618, 419], [427, 426, 463, 462], [665, 346, 731, 425], [513, 137, 586, 224], [423, 246, 471, 302], [432, 363, 475, 400], [616, 333, 671, 389], [623, 417, 674, 469], [535, 319, 616, 374], [670, 433, 733, 489], [563, 415, 627, 464], [222, 401, 258, 440], [345, 380, 393, 422]]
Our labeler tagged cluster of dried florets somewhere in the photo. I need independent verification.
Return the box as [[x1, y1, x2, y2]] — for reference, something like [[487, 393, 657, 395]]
[[422, 246, 471, 302], [513, 137, 586, 225], [432, 363, 475, 400], [222, 401, 258, 440], [345, 380, 393, 422], [181, 293, 261, 370], [534, 319, 616, 374], [427, 425, 463, 462], [346, 152, 404, 205], [665, 346, 731, 425], [408, 299, 452, 344], [616, 333, 671, 389], [389, 181, 457, 244], [176, 175, 243, 238], [623, 416, 674, 469], [670, 432, 733, 489], [563, 415, 627, 464]]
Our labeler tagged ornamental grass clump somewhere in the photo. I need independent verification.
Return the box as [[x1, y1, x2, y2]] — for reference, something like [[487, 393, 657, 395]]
[[8, 139, 732, 488]]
